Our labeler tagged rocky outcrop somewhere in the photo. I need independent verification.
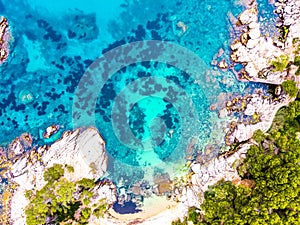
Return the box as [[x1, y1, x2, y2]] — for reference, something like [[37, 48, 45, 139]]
[[226, 0, 300, 144], [2, 127, 111, 225], [223, 92, 292, 144], [161, 143, 253, 220], [8, 127, 108, 185], [183, 0, 300, 222], [0, 16, 10, 64], [189, 143, 251, 203], [230, 4, 287, 84], [274, 0, 300, 48]]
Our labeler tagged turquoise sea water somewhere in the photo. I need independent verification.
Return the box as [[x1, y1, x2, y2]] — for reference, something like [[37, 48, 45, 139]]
[[0, 0, 276, 200]]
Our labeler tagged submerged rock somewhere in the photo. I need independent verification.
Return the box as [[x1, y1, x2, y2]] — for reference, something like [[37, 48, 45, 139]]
[[67, 13, 99, 41], [18, 89, 34, 104]]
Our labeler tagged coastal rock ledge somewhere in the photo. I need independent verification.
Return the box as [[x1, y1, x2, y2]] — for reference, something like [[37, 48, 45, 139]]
[[2, 127, 114, 225], [0, 16, 10, 64]]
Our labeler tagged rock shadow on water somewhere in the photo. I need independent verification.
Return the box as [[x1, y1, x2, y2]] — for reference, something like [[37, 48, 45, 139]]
[[112, 201, 142, 214]]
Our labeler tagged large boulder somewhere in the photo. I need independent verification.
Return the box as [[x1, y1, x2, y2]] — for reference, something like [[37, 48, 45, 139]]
[[238, 6, 258, 25], [7, 127, 109, 225], [10, 127, 108, 189]]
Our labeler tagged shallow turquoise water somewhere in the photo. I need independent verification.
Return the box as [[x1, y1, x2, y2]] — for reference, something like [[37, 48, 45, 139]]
[[0, 0, 275, 190]]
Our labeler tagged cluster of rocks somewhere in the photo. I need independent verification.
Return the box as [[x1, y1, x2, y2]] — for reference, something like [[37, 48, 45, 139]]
[[1, 127, 116, 225], [224, 92, 291, 144], [211, 47, 230, 71], [274, 0, 300, 48], [178, 0, 300, 221], [187, 143, 252, 206], [42, 124, 60, 138], [224, 0, 300, 145], [0, 16, 10, 64], [230, 3, 287, 84]]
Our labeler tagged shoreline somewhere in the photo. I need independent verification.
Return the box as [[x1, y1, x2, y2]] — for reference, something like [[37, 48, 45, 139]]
[[223, 0, 300, 145], [1, 0, 300, 224], [0, 16, 10, 64]]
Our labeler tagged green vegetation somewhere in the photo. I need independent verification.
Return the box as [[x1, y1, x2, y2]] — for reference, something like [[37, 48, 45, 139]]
[[292, 37, 299, 45], [292, 38, 300, 75], [270, 38, 300, 76], [279, 26, 289, 42], [271, 55, 290, 72], [173, 99, 300, 224], [171, 207, 201, 225], [65, 164, 75, 173], [282, 80, 298, 98], [43, 163, 64, 182], [293, 39, 300, 55], [294, 56, 300, 76], [25, 164, 107, 225]]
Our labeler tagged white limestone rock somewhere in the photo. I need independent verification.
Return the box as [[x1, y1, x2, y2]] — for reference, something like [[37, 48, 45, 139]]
[[238, 6, 258, 25], [8, 127, 109, 225], [230, 41, 242, 51], [248, 21, 259, 29], [244, 104, 256, 116], [284, 17, 294, 26], [246, 38, 259, 49], [248, 27, 261, 39]]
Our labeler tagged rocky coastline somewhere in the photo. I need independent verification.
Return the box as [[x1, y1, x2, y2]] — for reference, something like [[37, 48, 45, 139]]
[[184, 0, 300, 220], [0, 128, 115, 225], [0, 16, 10, 64], [1, 0, 300, 224], [224, 0, 300, 145]]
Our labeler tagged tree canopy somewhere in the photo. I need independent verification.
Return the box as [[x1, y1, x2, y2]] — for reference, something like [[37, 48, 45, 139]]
[[282, 80, 298, 98], [25, 164, 107, 225], [173, 99, 300, 225]]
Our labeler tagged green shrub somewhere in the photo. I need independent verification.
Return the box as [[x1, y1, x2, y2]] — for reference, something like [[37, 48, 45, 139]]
[[281, 26, 289, 42], [80, 207, 92, 223], [43, 164, 64, 182], [76, 178, 96, 189], [94, 201, 108, 218], [171, 218, 188, 225], [295, 68, 300, 76], [294, 56, 300, 66], [65, 164, 74, 173], [187, 207, 201, 224], [271, 55, 289, 72], [294, 56, 300, 76], [282, 80, 298, 98], [252, 129, 266, 143], [292, 37, 299, 45]]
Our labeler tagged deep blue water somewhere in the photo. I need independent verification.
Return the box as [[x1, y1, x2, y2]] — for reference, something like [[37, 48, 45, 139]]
[[0, 0, 276, 190], [113, 201, 142, 214]]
